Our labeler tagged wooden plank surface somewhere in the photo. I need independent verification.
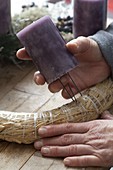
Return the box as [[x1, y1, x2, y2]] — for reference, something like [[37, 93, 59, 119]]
[[0, 63, 110, 170], [0, 144, 35, 170], [0, 62, 34, 100]]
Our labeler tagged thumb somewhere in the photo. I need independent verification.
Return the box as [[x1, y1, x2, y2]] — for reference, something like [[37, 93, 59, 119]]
[[66, 36, 90, 55], [101, 110, 113, 120]]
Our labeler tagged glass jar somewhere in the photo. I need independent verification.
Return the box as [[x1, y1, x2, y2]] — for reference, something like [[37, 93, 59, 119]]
[[73, 0, 107, 38]]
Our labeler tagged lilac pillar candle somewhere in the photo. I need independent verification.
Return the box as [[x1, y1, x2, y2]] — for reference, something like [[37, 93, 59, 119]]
[[17, 16, 78, 84], [73, 0, 107, 37], [0, 0, 12, 35]]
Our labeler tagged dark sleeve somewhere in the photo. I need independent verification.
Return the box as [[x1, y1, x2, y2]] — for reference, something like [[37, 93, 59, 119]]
[[90, 22, 113, 76]]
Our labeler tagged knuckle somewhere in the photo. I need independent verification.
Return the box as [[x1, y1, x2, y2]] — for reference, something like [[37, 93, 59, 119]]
[[74, 157, 89, 166], [99, 150, 113, 166], [64, 123, 74, 131], [69, 145, 77, 155], [86, 121, 104, 141], [81, 157, 89, 166], [61, 134, 73, 145], [51, 146, 60, 156], [87, 131, 101, 141]]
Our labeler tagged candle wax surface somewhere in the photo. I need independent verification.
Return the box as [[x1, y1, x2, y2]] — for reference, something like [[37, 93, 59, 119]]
[[17, 16, 78, 84], [73, 0, 107, 37], [0, 0, 12, 35]]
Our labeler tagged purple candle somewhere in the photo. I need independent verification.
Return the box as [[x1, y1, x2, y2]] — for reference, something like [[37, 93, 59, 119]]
[[73, 0, 107, 37], [17, 16, 78, 84], [0, 0, 12, 35]]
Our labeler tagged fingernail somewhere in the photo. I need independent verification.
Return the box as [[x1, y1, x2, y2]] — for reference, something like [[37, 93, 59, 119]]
[[38, 127, 47, 135], [64, 158, 70, 165], [42, 147, 50, 154], [35, 141, 43, 149]]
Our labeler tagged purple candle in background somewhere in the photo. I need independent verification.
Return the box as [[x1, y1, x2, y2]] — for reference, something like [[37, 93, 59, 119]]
[[17, 16, 78, 84], [0, 0, 12, 35], [73, 0, 107, 37]]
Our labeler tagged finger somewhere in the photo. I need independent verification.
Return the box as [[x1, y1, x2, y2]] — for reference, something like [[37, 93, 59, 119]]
[[66, 37, 90, 57], [38, 123, 90, 137], [48, 75, 68, 93], [64, 155, 102, 167], [34, 133, 87, 150], [34, 71, 46, 85], [16, 48, 32, 60], [101, 110, 113, 120], [61, 85, 78, 99], [40, 144, 93, 157]]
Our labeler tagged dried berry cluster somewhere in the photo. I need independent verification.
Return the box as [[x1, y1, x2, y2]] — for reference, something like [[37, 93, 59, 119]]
[[56, 16, 73, 33]]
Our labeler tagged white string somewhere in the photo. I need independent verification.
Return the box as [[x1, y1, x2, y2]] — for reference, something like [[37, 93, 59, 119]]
[[83, 95, 99, 113], [41, 112, 46, 121], [0, 111, 15, 139], [22, 113, 27, 139], [8, 112, 13, 120], [34, 112, 38, 138], [1, 111, 14, 120], [0, 111, 8, 140], [39, 112, 43, 119], [91, 94, 103, 109], [48, 111, 53, 124], [92, 87, 107, 104], [79, 103, 88, 122], [61, 105, 74, 122], [61, 106, 70, 122]]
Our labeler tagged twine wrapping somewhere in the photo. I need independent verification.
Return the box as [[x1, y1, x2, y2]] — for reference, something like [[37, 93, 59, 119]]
[[0, 78, 113, 144]]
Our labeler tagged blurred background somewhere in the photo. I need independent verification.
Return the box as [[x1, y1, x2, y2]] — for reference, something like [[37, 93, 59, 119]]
[[1, 0, 112, 65], [11, 0, 113, 18], [11, 0, 73, 17], [108, 0, 113, 18]]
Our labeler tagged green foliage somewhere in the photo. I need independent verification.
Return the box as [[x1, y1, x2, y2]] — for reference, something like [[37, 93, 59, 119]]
[[0, 33, 22, 64]]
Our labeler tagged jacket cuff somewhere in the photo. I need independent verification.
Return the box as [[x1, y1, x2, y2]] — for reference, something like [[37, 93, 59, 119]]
[[90, 30, 113, 77]]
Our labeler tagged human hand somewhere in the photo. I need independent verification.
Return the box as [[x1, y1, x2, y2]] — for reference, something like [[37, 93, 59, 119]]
[[34, 111, 113, 167], [16, 36, 111, 99]]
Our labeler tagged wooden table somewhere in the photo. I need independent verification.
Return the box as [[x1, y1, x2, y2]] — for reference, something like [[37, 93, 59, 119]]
[[0, 62, 110, 170]]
